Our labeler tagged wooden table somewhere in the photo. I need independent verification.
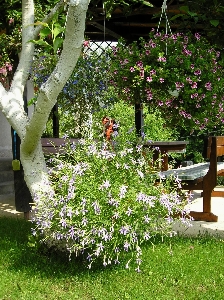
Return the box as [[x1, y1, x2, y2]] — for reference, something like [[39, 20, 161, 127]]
[[143, 141, 189, 171]]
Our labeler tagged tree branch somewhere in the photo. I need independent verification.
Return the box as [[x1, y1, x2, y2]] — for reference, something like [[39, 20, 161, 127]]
[[10, 0, 35, 102], [33, 0, 65, 39], [22, 0, 90, 154]]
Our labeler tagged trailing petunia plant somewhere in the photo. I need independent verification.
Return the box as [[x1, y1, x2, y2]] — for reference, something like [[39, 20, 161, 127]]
[[109, 29, 224, 133], [31, 134, 192, 271]]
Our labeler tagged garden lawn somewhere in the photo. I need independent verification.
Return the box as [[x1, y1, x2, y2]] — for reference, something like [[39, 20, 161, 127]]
[[0, 217, 224, 300]]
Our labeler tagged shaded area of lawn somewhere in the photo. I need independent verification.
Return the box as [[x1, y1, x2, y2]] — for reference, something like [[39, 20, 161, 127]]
[[0, 216, 224, 300]]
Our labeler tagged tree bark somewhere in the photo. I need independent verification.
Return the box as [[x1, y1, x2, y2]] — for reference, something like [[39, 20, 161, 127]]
[[0, 0, 90, 204]]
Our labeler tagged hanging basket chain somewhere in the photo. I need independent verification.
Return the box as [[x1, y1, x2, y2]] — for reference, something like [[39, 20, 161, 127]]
[[103, 4, 108, 91], [156, 0, 172, 55]]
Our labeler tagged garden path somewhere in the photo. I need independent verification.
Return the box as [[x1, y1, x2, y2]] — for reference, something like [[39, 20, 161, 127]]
[[173, 189, 224, 238]]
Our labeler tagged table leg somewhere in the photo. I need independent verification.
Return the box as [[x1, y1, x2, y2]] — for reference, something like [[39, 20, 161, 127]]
[[161, 150, 168, 171]]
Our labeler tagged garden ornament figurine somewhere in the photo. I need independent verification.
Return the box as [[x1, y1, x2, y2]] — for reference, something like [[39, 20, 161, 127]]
[[102, 116, 119, 149]]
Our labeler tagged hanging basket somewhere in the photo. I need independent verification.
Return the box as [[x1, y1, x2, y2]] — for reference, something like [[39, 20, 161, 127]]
[[109, 30, 224, 131]]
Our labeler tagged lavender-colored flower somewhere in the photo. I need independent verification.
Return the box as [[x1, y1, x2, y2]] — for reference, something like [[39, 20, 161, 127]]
[[99, 180, 111, 190], [144, 232, 151, 240], [136, 144, 143, 153], [81, 218, 88, 226], [136, 258, 142, 265], [92, 201, 101, 214], [126, 207, 133, 216], [60, 218, 67, 228], [73, 163, 87, 176], [123, 163, 130, 170], [141, 132, 146, 138], [81, 208, 88, 215], [124, 241, 131, 251], [136, 192, 146, 202], [127, 127, 134, 133], [61, 175, 68, 181], [88, 144, 97, 154], [55, 232, 64, 240], [114, 247, 120, 253], [119, 225, 130, 235], [119, 185, 128, 199], [144, 214, 151, 223], [99, 150, 116, 159], [95, 242, 104, 257], [59, 206, 66, 217], [112, 131, 119, 137], [126, 147, 133, 153], [113, 212, 120, 219], [137, 169, 144, 179], [86, 253, 92, 262], [70, 142, 76, 151], [81, 198, 87, 206], [68, 226, 75, 239], [31, 228, 37, 236], [135, 266, 141, 273], [67, 208, 73, 218]]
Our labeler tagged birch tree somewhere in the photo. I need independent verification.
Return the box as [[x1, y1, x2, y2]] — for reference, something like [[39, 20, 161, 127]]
[[0, 0, 90, 201]]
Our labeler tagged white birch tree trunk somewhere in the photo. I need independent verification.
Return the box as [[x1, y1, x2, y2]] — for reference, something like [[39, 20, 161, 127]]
[[0, 0, 90, 204]]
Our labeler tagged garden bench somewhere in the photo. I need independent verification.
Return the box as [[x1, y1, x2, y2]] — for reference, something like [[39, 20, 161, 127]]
[[41, 138, 79, 155], [160, 136, 224, 222]]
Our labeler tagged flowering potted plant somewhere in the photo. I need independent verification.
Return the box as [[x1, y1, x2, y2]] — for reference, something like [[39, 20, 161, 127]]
[[109, 29, 224, 132]]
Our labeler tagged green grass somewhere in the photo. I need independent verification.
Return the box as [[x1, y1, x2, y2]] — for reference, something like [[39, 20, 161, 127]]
[[0, 217, 224, 300]]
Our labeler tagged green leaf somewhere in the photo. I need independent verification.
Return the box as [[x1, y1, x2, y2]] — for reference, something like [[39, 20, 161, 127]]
[[142, 1, 153, 7], [188, 11, 198, 17], [210, 20, 219, 27], [180, 6, 189, 13], [53, 37, 63, 54], [52, 23, 64, 40], [218, 6, 224, 13], [39, 27, 51, 39], [28, 39, 52, 48], [170, 14, 185, 21], [32, 21, 49, 27]]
